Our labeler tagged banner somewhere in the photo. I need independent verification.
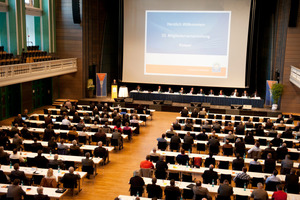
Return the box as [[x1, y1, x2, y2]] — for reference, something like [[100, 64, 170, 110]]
[[265, 80, 277, 106], [96, 73, 107, 97]]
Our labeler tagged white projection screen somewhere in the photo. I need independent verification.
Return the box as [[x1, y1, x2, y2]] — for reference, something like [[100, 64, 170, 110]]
[[123, 0, 252, 88]]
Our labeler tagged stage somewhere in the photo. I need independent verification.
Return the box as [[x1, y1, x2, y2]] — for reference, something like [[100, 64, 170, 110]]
[[77, 96, 282, 117]]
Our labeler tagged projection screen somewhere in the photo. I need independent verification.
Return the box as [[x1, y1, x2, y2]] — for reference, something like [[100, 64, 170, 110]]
[[123, 0, 252, 88]]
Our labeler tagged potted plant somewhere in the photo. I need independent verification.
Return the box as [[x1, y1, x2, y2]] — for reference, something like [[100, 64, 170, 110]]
[[87, 79, 95, 98], [271, 83, 283, 110]]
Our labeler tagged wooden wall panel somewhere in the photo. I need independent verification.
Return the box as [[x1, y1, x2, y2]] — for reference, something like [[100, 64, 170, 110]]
[[281, 4, 300, 113], [55, 0, 83, 99], [21, 82, 32, 113]]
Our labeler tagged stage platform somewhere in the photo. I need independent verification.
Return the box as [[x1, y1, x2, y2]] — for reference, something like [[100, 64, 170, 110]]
[[78, 97, 283, 117]]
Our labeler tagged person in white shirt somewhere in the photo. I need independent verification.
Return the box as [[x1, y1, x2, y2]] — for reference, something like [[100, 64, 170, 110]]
[[265, 170, 281, 183], [231, 89, 239, 97], [189, 87, 194, 94], [61, 116, 71, 126], [249, 157, 261, 165], [157, 86, 162, 93], [9, 148, 25, 163], [247, 142, 262, 158]]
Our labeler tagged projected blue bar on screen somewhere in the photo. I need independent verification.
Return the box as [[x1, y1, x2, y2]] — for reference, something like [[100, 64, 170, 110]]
[[145, 11, 231, 78]]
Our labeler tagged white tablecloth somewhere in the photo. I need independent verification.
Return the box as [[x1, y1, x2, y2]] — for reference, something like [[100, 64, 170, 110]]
[[119, 86, 129, 97]]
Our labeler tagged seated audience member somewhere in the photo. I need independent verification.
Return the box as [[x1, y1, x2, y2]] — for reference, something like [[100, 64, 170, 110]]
[[176, 149, 189, 165], [234, 138, 245, 156], [276, 114, 284, 123], [112, 128, 123, 149], [48, 154, 65, 169], [129, 170, 145, 196], [48, 137, 58, 150], [191, 108, 199, 118], [245, 119, 253, 128], [146, 177, 162, 199], [95, 127, 107, 145], [179, 87, 185, 94], [77, 119, 86, 130], [272, 184, 287, 200], [12, 114, 24, 127], [264, 153, 276, 173], [170, 133, 181, 152], [199, 108, 207, 116], [167, 87, 173, 93], [72, 112, 81, 123], [0, 146, 9, 165], [183, 132, 194, 146], [150, 148, 160, 157], [157, 133, 167, 143], [78, 127, 89, 142], [280, 154, 294, 174], [247, 142, 262, 158], [204, 153, 215, 167], [202, 164, 218, 184], [285, 169, 300, 194], [282, 128, 294, 138], [83, 113, 91, 123], [217, 179, 233, 200], [34, 187, 50, 200], [43, 124, 56, 141], [155, 156, 168, 179], [157, 134, 167, 150], [7, 179, 26, 200], [251, 183, 268, 200], [196, 130, 208, 141], [207, 135, 220, 155], [11, 124, 20, 136], [261, 143, 276, 159], [184, 120, 193, 131], [140, 155, 154, 169], [244, 131, 255, 144], [192, 180, 211, 200], [255, 125, 265, 136], [265, 119, 274, 129], [224, 123, 234, 133], [64, 99, 72, 109], [164, 179, 181, 200], [235, 122, 245, 135], [0, 164, 8, 183], [9, 148, 24, 163], [212, 121, 221, 132], [57, 139, 69, 155], [202, 121, 212, 132], [82, 152, 94, 178], [268, 127, 278, 137], [234, 167, 251, 184], [9, 163, 27, 184], [123, 122, 132, 140], [223, 140, 233, 155], [232, 154, 244, 171], [70, 140, 81, 156], [44, 114, 52, 127], [270, 134, 283, 147], [265, 170, 281, 184], [276, 120, 286, 130], [20, 124, 32, 139], [181, 107, 189, 117], [12, 134, 23, 150], [40, 168, 58, 188], [31, 138, 43, 152], [224, 131, 235, 142], [94, 141, 109, 164], [34, 150, 49, 168], [0, 132, 10, 149], [231, 89, 239, 97], [172, 121, 181, 130], [61, 116, 71, 127], [60, 167, 80, 188]]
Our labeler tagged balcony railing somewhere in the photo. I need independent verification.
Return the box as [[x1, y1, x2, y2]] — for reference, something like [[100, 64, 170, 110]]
[[0, 58, 77, 87], [290, 65, 300, 89]]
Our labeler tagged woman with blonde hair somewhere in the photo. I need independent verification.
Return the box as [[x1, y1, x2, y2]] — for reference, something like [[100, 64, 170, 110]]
[[40, 168, 57, 188]]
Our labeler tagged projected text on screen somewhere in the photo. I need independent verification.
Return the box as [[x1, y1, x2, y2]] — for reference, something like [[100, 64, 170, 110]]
[[145, 11, 231, 78]]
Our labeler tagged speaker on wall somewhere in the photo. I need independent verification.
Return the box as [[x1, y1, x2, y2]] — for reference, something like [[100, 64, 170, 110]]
[[72, 0, 81, 24]]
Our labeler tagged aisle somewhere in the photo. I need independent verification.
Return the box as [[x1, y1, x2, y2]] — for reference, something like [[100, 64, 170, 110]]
[[64, 111, 179, 200]]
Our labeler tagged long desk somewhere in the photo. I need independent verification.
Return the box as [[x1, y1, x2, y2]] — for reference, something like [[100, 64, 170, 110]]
[[142, 177, 300, 200], [118, 195, 156, 200], [154, 150, 299, 168], [0, 184, 67, 199], [130, 91, 265, 108]]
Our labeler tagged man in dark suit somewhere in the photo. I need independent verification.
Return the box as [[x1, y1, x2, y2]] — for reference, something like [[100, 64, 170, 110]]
[[183, 132, 194, 146], [204, 153, 215, 167], [167, 87, 173, 93], [285, 169, 299, 194], [232, 154, 244, 171], [202, 164, 218, 184], [170, 133, 181, 152], [9, 163, 28, 184], [146, 177, 162, 199], [181, 107, 189, 117], [69, 140, 82, 156], [172, 121, 181, 130], [164, 179, 181, 200], [34, 150, 49, 168], [72, 112, 81, 123], [276, 143, 288, 160], [155, 156, 168, 179], [44, 114, 53, 127], [264, 153, 276, 173], [94, 141, 109, 164], [207, 136, 220, 155], [261, 143, 276, 159], [7, 179, 26, 200], [81, 152, 94, 178], [235, 122, 245, 135], [217, 180, 233, 200], [60, 167, 80, 188], [231, 89, 239, 97], [20, 124, 32, 139], [34, 187, 50, 200], [176, 149, 189, 165], [43, 124, 56, 141], [31, 138, 43, 152], [270, 134, 283, 147], [48, 154, 65, 169]]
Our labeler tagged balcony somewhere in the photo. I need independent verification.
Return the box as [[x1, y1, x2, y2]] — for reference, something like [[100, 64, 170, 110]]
[[290, 65, 300, 89], [0, 58, 77, 87]]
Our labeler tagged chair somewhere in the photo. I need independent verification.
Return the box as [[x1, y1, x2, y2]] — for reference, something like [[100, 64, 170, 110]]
[[235, 195, 249, 200], [10, 159, 20, 165], [243, 116, 250, 121], [165, 156, 175, 164], [60, 124, 69, 130], [182, 143, 191, 152], [157, 141, 167, 151], [235, 178, 249, 188], [39, 115, 45, 120], [196, 143, 206, 152], [220, 174, 232, 184], [208, 114, 214, 119], [60, 132, 68, 140], [44, 109, 49, 114], [235, 116, 241, 121], [78, 136, 87, 144], [265, 181, 280, 191], [285, 141, 293, 148], [111, 139, 119, 148], [182, 174, 193, 182], [32, 132, 41, 140], [182, 189, 194, 199], [68, 134, 76, 142], [139, 168, 152, 178], [64, 161, 75, 170], [82, 166, 94, 175], [170, 142, 180, 151], [218, 161, 229, 169], [225, 115, 231, 120], [150, 156, 159, 163], [223, 148, 233, 156], [168, 172, 180, 181], [249, 164, 262, 173], [258, 138, 267, 146], [23, 143, 32, 152], [252, 117, 260, 122], [26, 157, 35, 167], [90, 128, 98, 132], [91, 135, 100, 143], [31, 175, 44, 185], [194, 127, 201, 132], [216, 115, 222, 120], [251, 177, 264, 188], [195, 119, 202, 124]]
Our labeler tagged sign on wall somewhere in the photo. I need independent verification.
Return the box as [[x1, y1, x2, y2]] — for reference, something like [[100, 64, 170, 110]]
[[96, 73, 107, 97]]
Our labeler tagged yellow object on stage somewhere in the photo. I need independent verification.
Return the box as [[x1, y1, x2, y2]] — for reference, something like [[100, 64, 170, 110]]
[[111, 85, 118, 99]]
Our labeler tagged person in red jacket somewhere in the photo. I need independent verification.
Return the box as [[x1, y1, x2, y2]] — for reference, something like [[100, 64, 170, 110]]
[[272, 184, 287, 200]]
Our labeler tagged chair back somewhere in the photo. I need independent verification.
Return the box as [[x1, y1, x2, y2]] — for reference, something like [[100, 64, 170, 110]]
[[220, 174, 232, 183], [32, 175, 44, 185], [111, 139, 119, 147], [251, 177, 264, 188], [182, 143, 191, 152], [236, 195, 249, 200], [218, 161, 229, 169], [78, 136, 87, 144], [82, 166, 94, 175], [150, 155, 159, 163], [196, 143, 205, 152], [157, 141, 167, 151], [165, 156, 175, 164], [265, 181, 280, 191], [249, 164, 262, 172], [182, 189, 194, 199], [182, 174, 192, 182], [168, 172, 179, 181], [68, 134, 76, 142], [235, 177, 249, 188], [170, 142, 179, 151], [223, 148, 233, 156], [139, 168, 152, 178]]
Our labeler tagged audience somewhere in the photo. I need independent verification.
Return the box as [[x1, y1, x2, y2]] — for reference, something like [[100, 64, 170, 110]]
[[7, 179, 26, 200], [192, 180, 210, 200], [146, 177, 162, 199], [164, 179, 181, 200], [217, 179, 233, 200], [202, 164, 218, 184], [34, 187, 50, 200], [251, 183, 268, 200]]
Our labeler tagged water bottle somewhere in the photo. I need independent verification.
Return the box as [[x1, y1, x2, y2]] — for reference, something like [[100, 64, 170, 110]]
[[10, 161, 12, 169], [21, 180, 24, 185], [212, 179, 214, 187], [50, 150, 52, 156], [180, 197, 183, 200], [136, 191, 139, 197], [244, 182, 246, 191], [285, 188, 287, 193], [243, 153, 246, 159], [58, 165, 61, 173], [186, 161, 189, 168]]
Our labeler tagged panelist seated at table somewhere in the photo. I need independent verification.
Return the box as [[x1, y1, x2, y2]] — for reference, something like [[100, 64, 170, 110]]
[[231, 89, 239, 97], [198, 88, 205, 95], [208, 89, 214, 96], [136, 85, 142, 92], [219, 90, 225, 96], [241, 90, 249, 98], [251, 91, 260, 98], [157, 86, 163, 93], [188, 87, 195, 95], [179, 87, 185, 94], [167, 87, 173, 93]]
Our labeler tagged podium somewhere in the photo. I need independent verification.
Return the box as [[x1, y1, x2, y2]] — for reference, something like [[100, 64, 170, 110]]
[[111, 85, 118, 99]]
